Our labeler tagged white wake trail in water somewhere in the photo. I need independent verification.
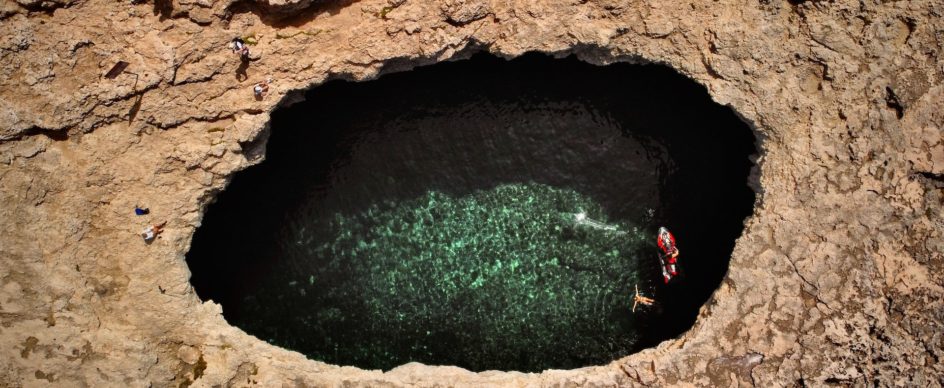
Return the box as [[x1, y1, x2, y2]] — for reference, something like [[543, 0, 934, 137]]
[[573, 212, 627, 235]]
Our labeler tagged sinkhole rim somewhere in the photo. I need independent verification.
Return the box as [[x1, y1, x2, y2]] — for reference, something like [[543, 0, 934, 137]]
[[187, 51, 763, 374]]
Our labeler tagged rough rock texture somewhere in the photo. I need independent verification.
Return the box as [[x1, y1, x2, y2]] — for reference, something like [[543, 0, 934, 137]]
[[1, 0, 942, 386]]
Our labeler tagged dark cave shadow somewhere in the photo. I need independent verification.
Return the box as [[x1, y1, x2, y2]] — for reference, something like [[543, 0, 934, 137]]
[[186, 52, 758, 372], [227, 0, 359, 29], [153, 0, 174, 21]]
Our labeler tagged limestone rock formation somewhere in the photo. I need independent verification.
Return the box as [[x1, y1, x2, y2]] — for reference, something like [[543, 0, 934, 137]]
[[1, 0, 942, 386]]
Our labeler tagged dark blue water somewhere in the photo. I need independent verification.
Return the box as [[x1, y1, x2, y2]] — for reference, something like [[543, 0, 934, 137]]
[[186, 53, 756, 372]]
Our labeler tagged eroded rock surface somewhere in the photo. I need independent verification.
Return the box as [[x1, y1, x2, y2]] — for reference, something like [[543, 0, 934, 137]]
[[1, 0, 942, 386]]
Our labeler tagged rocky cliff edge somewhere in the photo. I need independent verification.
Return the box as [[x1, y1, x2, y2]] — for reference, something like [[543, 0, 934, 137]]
[[1, 0, 943, 386]]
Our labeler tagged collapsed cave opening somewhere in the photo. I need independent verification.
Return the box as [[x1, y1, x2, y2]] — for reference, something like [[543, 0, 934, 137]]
[[185, 53, 757, 372]]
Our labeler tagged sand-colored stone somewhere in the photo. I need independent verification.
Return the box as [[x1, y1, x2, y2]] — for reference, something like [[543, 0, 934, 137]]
[[1, 0, 942, 386]]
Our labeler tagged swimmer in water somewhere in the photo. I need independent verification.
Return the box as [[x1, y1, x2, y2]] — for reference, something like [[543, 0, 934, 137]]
[[632, 284, 655, 313]]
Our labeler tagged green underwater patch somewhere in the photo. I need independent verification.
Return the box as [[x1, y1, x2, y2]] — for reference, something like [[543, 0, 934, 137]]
[[240, 183, 650, 371]]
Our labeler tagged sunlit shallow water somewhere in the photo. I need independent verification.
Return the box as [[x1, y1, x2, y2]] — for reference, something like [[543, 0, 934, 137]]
[[245, 183, 649, 370]]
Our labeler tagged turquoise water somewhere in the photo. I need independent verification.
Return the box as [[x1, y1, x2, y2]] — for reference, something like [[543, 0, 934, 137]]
[[243, 183, 648, 370]]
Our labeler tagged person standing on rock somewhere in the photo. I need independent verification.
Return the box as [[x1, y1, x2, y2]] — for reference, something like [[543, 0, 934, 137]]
[[232, 37, 250, 61]]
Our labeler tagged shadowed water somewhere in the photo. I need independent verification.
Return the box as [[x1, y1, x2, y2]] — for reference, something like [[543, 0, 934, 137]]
[[186, 53, 756, 372]]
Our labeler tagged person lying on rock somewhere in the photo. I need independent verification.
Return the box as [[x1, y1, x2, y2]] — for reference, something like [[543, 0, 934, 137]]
[[253, 78, 271, 99], [232, 37, 250, 61], [141, 221, 167, 242]]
